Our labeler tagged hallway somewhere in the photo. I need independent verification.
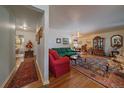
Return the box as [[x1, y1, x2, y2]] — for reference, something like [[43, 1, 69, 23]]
[[4, 57, 43, 88]]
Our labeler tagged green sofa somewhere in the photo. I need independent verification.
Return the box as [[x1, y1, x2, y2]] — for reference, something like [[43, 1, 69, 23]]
[[52, 48, 76, 57]]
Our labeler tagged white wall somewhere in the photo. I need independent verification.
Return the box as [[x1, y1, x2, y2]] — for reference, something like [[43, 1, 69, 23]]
[[48, 28, 71, 48], [33, 5, 49, 85], [8, 8, 16, 71], [0, 6, 16, 86]]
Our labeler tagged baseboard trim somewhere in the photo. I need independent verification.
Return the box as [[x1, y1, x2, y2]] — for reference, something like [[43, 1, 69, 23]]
[[35, 59, 43, 82], [43, 80, 49, 85], [35, 59, 49, 86], [1, 64, 19, 88]]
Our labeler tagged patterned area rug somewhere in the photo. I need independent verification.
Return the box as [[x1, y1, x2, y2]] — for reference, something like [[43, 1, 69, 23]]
[[72, 65, 124, 88], [7, 59, 38, 88]]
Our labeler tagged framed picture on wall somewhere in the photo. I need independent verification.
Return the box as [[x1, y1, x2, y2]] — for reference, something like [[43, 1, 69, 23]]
[[63, 38, 69, 44], [56, 38, 61, 43], [111, 35, 123, 48]]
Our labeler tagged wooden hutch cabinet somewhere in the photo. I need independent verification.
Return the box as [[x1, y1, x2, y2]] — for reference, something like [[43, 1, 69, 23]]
[[93, 36, 105, 56]]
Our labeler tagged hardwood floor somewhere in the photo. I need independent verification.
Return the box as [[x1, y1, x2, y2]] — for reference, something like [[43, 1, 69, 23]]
[[48, 68, 104, 88]]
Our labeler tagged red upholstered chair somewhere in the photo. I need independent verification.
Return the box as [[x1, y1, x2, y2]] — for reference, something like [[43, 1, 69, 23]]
[[49, 49, 70, 77]]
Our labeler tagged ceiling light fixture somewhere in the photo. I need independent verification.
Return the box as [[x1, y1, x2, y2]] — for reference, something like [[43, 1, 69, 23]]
[[23, 23, 27, 30]]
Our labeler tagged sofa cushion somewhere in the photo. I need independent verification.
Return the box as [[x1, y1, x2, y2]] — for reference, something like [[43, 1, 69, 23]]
[[49, 49, 60, 59], [60, 48, 66, 52], [66, 48, 71, 52], [67, 52, 76, 56], [49, 54, 55, 63], [52, 48, 76, 57], [57, 48, 62, 53], [59, 53, 66, 57]]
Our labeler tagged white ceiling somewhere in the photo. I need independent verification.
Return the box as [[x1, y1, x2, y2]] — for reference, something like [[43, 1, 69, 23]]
[[9, 6, 43, 32], [50, 5, 124, 34]]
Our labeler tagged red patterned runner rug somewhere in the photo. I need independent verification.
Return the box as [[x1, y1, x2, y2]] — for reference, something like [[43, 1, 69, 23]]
[[7, 58, 38, 88]]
